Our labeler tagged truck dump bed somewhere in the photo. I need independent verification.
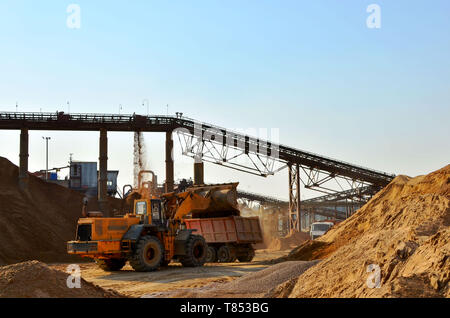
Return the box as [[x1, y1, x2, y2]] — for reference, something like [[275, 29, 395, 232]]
[[184, 216, 263, 244]]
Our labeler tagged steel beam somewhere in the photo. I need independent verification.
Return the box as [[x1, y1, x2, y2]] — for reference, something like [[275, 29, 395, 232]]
[[98, 129, 109, 216]]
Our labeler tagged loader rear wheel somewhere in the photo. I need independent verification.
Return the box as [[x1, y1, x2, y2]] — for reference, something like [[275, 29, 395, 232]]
[[95, 258, 126, 271], [180, 235, 207, 267], [129, 235, 164, 272], [205, 246, 217, 263], [217, 245, 236, 263]]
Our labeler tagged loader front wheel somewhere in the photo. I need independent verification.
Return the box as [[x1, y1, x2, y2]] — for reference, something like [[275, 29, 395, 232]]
[[180, 235, 207, 267], [95, 258, 126, 271], [129, 235, 164, 272]]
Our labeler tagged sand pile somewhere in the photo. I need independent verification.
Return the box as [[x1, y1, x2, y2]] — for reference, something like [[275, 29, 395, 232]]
[[270, 165, 450, 297], [0, 260, 123, 298], [169, 260, 319, 298], [0, 157, 122, 265], [267, 231, 311, 251]]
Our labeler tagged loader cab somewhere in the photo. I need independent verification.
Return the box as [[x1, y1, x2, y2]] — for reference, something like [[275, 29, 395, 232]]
[[134, 199, 164, 226]]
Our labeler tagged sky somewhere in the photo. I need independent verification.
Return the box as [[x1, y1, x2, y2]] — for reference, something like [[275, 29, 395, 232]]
[[0, 0, 449, 200]]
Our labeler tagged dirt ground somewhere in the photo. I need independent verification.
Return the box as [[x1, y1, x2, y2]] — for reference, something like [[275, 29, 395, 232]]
[[49, 249, 289, 298]]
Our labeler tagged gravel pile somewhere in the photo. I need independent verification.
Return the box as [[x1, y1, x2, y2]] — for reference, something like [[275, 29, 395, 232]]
[[169, 260, 320, 297], [218, 261, 320, 294]]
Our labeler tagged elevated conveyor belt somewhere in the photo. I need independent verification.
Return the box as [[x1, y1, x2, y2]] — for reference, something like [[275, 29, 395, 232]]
[[0, 111, 395, 229]]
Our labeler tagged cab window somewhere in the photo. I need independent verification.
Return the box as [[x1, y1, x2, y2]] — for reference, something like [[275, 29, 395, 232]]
[[135, 201, 147, 215], [312, 223, 332, 232], [151, 200, 161, 221]]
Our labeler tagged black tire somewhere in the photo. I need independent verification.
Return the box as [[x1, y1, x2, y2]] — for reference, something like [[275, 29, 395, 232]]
[[205, 246, 217, 263], [129, 235, 164, 272], [217, 245, 236, 263], [237, 248, 255, 262], [180, 235, 207, 267], [95, 258, 126, 271]]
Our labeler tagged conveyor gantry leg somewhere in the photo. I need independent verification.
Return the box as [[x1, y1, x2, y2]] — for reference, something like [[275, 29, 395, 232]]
[[98, 128, 109, 216], [19, 128, 29, 188], [193, 156, 204, 185], [288, 163, 301, 232], [165, 130, 174, 192]]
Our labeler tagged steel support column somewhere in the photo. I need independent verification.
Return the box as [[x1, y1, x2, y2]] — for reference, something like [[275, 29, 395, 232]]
[[193, 159, 204, 185], [288, 163, 301, 232], [19, 128, 29, 188], [165, 131, 174, 192], [98, 129, 109, 216], [309, 209, 312, 228]]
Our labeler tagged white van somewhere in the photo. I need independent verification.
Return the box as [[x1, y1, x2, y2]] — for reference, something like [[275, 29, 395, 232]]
[[310, 222, 334, 240]]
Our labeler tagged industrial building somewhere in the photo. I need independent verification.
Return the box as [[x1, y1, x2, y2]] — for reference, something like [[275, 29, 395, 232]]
[[69, 161, 118, 196], [33, 160, 119, 197]]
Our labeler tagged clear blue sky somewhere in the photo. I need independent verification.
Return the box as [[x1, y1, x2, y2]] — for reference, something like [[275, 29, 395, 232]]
[[0, 1, 449, 199]]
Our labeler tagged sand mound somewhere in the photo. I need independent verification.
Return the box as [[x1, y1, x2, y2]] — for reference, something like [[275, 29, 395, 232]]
[[0, 157, 122, 265], [271, 165, 450, 298], [267, 231, 311, 251], [271, 240, 333, 263], [0, 260, 123, 298]]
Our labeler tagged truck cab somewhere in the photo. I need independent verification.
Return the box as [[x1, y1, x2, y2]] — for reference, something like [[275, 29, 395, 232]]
[[310, 221, 334, 240]]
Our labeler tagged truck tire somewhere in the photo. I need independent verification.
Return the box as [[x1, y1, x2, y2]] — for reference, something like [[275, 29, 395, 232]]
[[180, 235, 207, 267], [217, 245, 236, 263], [237, 248, 255, 262], [129, 235, 164, 272], [205, 246, 217, 263], [95, 258, 127, 271]]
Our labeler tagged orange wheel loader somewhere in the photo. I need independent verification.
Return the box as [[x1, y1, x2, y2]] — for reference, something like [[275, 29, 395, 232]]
[[67, 172, 239, 272]]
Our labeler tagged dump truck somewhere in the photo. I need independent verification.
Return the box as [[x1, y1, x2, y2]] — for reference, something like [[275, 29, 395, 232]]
[[175, 183, 263, 263], [67, 172, 252, 271], [185, 216, 262, 262]]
